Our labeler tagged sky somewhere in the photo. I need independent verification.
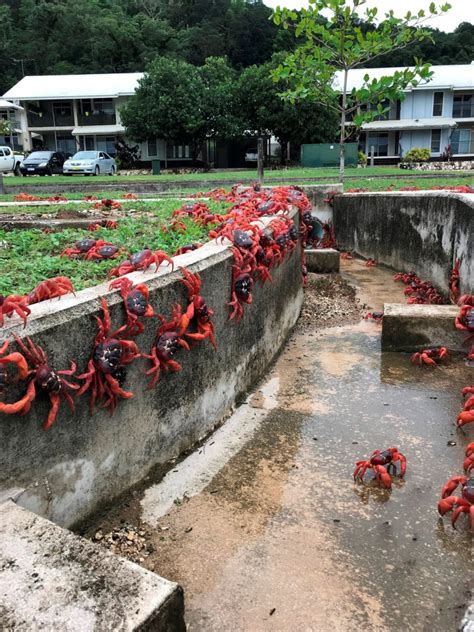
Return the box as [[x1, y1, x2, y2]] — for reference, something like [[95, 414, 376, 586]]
[[262, 0, 473, 33]]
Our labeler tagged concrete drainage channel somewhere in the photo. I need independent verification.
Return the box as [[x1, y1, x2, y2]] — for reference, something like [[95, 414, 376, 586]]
[[0, 189, 473, 630]]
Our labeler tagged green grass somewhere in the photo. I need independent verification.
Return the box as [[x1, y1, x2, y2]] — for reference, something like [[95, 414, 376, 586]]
[[0, 199, 205, 215], [0, 199, 228, 296], [6, 165, 473, 187]]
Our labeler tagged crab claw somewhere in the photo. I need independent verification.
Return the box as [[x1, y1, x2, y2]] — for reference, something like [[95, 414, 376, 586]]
[[457, 409, 474, 428], [441, 475, 468, 499], [438, 495, 465, 516], [372, 465, 392, 489]]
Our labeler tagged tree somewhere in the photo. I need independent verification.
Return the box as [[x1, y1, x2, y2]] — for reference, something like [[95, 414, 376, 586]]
[[237, 59, 338, 162], [273, 0, 451, 181], [120, 56, 240, 164]]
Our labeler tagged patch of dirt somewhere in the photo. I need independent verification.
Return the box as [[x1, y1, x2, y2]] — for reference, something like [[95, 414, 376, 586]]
[[296, 272, 361, 332], [91, 522, 156, 565]]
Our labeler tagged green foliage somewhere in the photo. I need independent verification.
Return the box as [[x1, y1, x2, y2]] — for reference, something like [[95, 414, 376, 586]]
[[0, 199, 228, 296], [272, 0, 451, 180], [0, 119, 12, 136], [358, 151, 367, 165], [401, 147, 431, 163], [120, 56, 240, 162], [236, 58, 338, 161]]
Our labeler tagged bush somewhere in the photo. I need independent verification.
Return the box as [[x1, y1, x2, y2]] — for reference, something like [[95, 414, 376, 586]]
[[358, 151, 367, 166], [401, 147, 431, 163]]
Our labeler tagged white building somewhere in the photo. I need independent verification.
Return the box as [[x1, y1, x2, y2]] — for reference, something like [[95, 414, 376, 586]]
[[1, 73, 189, 162], [338, 62, 474, 161], [2, 63, 473, 163]]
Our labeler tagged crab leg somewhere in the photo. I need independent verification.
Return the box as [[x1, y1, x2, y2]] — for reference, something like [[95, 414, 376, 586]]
[[373, 465, 392, 489]]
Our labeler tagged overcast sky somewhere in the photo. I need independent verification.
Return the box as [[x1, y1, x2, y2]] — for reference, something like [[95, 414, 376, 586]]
[[263, 0, 472, 33]]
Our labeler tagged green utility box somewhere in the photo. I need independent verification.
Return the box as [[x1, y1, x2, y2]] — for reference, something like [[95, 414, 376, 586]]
[[151, 160, 161, 175], [301, 143, 358, 168]]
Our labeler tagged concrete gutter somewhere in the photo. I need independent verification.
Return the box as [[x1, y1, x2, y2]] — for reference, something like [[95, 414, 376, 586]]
[[333, 191, 474, 295], [0, 501, 185, 631], [0, 211, 303, 528]]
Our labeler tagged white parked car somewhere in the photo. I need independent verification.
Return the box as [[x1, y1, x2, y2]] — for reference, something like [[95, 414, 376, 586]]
[[63, 151, 116, 176], [0, 146, 24, 175]]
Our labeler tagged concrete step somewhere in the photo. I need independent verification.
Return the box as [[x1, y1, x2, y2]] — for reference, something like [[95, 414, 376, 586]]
[[381, 303, 463, 352], [0, 501, 185, 631], [305, 248, 340, 273]]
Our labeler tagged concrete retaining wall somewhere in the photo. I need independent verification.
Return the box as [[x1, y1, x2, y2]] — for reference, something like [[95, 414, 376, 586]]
[[333, 191, 474, 296], [0, 219, 303, 528]]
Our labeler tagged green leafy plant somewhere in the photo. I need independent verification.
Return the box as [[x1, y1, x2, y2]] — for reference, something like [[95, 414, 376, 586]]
[[358, 151, 367, 166], [401, 147, 431, 163], [273, 0, 451, 181]]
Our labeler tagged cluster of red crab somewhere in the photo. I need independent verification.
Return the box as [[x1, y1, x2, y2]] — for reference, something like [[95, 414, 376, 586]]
[[438, 441, 474, 530], [176, 186, 313, 318], [393, 270, 449, 305], [0, 264, 216, 430]]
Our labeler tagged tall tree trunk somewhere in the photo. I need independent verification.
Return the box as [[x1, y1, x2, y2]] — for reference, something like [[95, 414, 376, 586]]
[[339, 68, 348, 184]]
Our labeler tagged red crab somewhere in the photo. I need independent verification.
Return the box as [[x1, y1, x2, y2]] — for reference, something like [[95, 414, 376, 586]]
[[455, 302, 474, 344], [85, 241, 123, 261], [410, 347, 448, 366], [13, 193, 40, 202], [463, 442, 474, 473], [353, 447, 407, 489], [0, 340, 31, 415], [122, 193, 138, 200], [457, 385, 474, 429], [94, 199, 122, 211], [27, 277, 75, 305], [365, 258, 378, 267], [109, 277, 155, 336], [172, 244, 201, 257], [108, 249, 174, 278], [438, 475, 474, 530], [12, 335, 79, 430], [341, 251, 353, 260], [364, 311, 383, 323], [228, 247, 254, 321], [449, 259, 461, 304], [143, 304, 190, 388], [0, 294, 31, 327], [76, 297, 140, 412], [61, 238, 99, 258], [179, 267, 216, 349]]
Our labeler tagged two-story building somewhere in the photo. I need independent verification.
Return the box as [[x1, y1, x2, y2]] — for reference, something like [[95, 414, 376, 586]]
[[340, 63, 474, 162], [2, 63, 473, 164]]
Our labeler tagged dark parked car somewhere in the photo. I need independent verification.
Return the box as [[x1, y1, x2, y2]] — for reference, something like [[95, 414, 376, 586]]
[[20, 151, 67, 176]]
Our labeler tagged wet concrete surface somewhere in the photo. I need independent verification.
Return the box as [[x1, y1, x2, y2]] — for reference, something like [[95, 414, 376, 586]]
[[89, 259, 473, 631]]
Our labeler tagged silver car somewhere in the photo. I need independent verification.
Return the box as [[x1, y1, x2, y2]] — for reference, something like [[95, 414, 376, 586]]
[[63, 151, 116, 176]]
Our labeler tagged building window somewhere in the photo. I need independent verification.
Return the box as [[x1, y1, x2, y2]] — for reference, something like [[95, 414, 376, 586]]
[[450, 129, 472, 154], [453, 94, 473, 118], [167, 143, 191, 159], [431, 129, 441, 152], [147, 139, 158, 157], [96, 135, 116, 155], [367, 133, 389, 157], [432, 92, 444, 117]]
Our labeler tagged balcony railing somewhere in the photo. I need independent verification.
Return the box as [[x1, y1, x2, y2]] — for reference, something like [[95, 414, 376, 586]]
[[27, 112, 75, 127], [77, 112, 116, 126]]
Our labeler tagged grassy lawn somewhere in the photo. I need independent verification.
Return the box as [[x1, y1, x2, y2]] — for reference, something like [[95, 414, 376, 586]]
[[5, 165, 472, 187], [0, 173, 471, 207], [0, 199, 228, 296]]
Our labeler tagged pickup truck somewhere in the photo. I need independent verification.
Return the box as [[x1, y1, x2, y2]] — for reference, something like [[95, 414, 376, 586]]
[[0, 146, 24, 175]]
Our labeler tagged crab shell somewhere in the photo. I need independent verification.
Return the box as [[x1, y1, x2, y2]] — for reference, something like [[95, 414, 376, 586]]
[[93, 339, 122, 374]]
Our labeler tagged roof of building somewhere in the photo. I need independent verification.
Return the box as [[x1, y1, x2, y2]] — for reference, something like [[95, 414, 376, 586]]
[[3, 73, 143, 101], [0, 98, 23, 110], [336, 63, 474, 93], [362, 117, 457, 131]]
